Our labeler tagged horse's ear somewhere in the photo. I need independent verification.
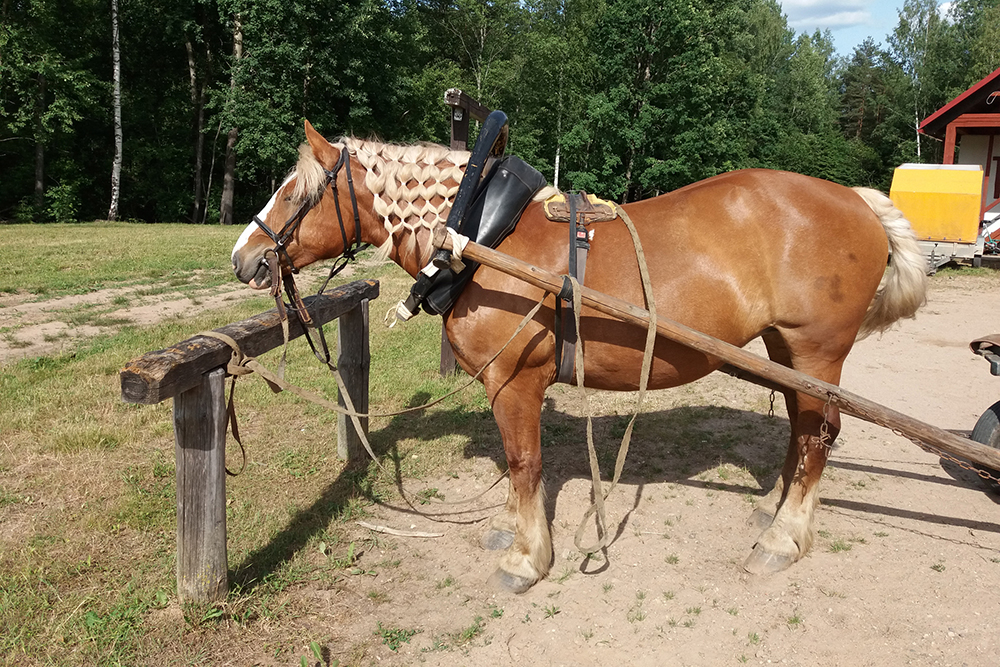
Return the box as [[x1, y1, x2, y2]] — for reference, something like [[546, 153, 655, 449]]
[[304, 119, 339, 169]]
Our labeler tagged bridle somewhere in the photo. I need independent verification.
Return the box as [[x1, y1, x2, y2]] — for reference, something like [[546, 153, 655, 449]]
[[251, 142, 369, 363], [252, 143, 366, 281]]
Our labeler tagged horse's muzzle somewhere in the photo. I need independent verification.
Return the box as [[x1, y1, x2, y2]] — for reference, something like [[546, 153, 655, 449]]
[[233, 252, 272, 289]]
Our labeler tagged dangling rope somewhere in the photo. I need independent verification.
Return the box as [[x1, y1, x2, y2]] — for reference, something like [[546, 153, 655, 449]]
[[194, 286, 550, 510], [573, 206, 658, 554]]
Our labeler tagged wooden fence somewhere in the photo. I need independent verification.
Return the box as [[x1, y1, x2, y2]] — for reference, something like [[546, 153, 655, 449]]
[[119, 278, 379, 603]]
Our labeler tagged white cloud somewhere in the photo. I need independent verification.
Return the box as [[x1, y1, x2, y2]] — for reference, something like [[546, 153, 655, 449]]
[[788, 10, 871, 30], [781, 0, 872, 30]]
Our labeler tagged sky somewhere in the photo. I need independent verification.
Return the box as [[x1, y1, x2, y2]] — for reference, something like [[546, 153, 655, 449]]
[[780, 0, 949, 56]]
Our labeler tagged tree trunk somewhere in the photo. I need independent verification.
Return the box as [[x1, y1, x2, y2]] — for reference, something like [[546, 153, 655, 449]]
[[219, 15, 242, 226], [186, 37, 206, 224], [220, 128, 237, 225], [34, 72, 45, 214], [108, 0, 122, 221]]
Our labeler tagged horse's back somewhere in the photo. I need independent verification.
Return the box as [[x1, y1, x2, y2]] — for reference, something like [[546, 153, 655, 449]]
[[453, 169, 891, 389]]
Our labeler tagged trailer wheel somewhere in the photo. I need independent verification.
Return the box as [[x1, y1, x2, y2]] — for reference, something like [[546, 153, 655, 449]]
[[970, 400, 1000, 486]]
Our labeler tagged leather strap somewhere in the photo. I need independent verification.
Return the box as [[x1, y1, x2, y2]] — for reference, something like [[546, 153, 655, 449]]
[[556, 193, 591, 384]]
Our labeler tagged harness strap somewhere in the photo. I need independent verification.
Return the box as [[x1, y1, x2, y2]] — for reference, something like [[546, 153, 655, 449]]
[[556, 193, 591, 384], [573, 206, 657, 554]]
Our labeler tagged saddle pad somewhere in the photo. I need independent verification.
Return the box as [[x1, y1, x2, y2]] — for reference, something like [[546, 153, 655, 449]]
[[543, 192, 618, 223]]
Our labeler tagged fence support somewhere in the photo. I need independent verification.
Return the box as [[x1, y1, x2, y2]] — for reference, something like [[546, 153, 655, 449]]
[[174, 366, 228, 603], [121, 279, 379, 604], [337, 298, 370, 461]]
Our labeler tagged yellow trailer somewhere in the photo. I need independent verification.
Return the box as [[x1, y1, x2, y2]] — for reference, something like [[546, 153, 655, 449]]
[[889, 163, 985, 270]]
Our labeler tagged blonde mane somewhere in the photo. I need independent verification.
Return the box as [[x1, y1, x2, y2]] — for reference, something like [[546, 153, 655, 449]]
[[295, 136, 557, 260]]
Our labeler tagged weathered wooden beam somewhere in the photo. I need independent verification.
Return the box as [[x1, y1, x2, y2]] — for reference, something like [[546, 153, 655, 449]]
[[444, 88, 491, 122], [120, 279, 379, 405], [436, 233, 1000, 471], [337, 298, 370, 461], [174, 367, 228, 603]]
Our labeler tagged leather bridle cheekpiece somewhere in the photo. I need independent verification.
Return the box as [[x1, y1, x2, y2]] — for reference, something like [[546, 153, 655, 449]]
[[252, 142, 366, 286]]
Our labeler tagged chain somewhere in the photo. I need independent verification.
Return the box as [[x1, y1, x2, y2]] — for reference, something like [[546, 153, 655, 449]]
[[886, 423, 1000, 484], [824, 395, 1000, 484], [818, 392, 834, 450], [768, 390, 775, 418]]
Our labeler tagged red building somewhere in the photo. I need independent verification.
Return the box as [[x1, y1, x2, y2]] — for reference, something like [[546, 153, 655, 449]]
[[919, 66, 1000, 222]]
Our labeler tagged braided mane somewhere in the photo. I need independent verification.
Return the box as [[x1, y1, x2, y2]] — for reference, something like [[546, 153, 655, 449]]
[[295, 136, 558, 260]]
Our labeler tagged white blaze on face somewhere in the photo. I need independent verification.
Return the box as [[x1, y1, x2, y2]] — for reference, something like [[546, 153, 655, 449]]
[[231, 172, 296, 262]]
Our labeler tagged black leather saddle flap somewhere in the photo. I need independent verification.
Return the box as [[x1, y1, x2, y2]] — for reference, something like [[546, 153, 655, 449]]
[[422, 155, 548, 315]]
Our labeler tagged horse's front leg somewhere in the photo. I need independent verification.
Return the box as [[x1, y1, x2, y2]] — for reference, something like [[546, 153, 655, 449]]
[[482, 372, 551, 593]]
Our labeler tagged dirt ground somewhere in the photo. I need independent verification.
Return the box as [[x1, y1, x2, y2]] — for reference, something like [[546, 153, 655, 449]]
[[8, 270, 1000, 665], [323, 271, 1000, 666]]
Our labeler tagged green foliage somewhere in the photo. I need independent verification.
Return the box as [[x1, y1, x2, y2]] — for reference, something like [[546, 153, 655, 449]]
[[1, 0, 997, 224], [375, 622, 421, 651]]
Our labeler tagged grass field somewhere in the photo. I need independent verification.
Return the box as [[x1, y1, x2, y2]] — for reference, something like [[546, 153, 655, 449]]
[[0, 222, 243, 297], [0, 222, 492, 665]]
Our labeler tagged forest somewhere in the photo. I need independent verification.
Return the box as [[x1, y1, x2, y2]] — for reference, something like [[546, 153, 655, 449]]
[[2, 0, 999, 225]]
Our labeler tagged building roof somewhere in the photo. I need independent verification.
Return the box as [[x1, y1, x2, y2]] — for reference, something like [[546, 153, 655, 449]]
[[920, 66, 1000, 139]]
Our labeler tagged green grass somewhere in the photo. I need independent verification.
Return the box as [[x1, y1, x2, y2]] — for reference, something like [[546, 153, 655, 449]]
[[0, 221, 242, 297]]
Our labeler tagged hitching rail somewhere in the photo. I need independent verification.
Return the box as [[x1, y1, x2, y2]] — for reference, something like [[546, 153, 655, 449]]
[[119, 278, 378, 603]]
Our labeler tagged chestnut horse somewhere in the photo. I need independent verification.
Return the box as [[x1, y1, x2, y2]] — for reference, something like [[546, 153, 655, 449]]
[[232, 120, 927, 593]]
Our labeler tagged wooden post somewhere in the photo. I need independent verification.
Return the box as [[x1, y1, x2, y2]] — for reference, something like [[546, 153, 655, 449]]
[[337, 298, 370, 461], [174, 367, 229, 603], [441, 89, 494, 376], [121, 280, 379, 604], [449, 103, 470, 151]]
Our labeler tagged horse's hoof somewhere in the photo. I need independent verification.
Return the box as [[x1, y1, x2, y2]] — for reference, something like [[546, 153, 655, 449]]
[[747, 508, 774, 531], [487, 568, 536, 594], [481, 529, 515, 551], [742, 545, 795, 575]]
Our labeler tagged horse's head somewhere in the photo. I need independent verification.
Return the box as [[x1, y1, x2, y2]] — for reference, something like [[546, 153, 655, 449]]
[[232, 120, 366, 289]]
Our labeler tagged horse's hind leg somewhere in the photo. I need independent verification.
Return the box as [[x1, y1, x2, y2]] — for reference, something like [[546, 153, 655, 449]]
[[748, 331, 799, 531], [744, 334, 845, 575], [482, 372, 552, 592]]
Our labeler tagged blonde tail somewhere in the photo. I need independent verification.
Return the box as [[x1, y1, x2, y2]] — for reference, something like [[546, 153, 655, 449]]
[[852, 187, 928, 339]]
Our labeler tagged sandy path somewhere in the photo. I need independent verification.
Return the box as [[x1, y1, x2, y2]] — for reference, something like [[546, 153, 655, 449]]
[[0, 270, 340, 366], [323, 272, 1000, 666]]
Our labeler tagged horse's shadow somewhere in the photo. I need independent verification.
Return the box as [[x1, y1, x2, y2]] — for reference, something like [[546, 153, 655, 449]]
[[230, 390, 789, 590]]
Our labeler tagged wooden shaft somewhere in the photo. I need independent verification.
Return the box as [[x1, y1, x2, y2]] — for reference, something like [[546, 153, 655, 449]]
[[337, 298, 370, 461], [440, 233, 1000, 470], [174, 367, 229, 603]]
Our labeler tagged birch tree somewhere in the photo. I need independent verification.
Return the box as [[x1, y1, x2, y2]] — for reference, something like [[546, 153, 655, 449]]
[[108, 0, 122, 220]]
